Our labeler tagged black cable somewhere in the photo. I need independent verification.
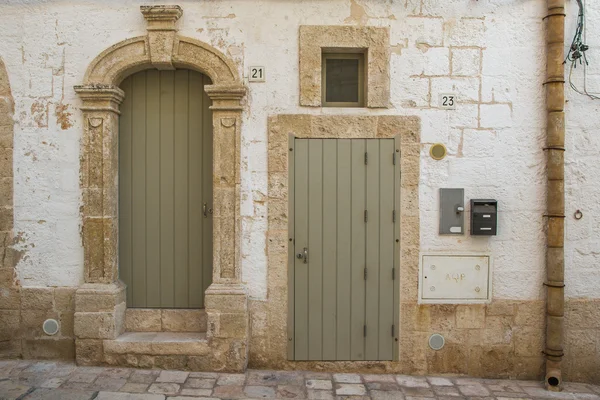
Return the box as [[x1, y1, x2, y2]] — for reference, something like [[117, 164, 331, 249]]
[[565, 0, 599, 100]]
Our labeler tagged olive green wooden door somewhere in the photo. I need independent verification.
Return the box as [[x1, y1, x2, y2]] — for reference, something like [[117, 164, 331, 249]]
[[290, 138, 399, 361], [119, 69, 213, 308]]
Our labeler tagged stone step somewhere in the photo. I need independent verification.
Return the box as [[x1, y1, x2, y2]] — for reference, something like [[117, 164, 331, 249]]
[[125, 308, 207, 333], [104, 331, 209, 356]]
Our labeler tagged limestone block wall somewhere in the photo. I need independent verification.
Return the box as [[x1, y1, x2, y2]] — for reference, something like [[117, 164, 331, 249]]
[[0, 0, 596, 382]]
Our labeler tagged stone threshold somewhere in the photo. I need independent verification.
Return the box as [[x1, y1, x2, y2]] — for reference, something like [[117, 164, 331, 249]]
[[104, 332, 209, 356]]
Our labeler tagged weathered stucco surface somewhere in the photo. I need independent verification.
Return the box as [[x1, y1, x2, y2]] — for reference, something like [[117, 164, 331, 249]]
[[0, 0, 597, 383]]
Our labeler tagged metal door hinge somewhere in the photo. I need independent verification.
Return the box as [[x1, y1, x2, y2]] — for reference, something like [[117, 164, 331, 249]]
[[364, 210, 368, 223], [392, 324, 395, 337], [392, 210, 396, 223], [364, 267, 367, 280], [364, 325, 367, 337], [364, 152, 368, 165]]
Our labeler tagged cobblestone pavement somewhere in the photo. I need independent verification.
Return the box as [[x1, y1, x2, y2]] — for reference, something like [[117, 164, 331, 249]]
[[1, 360, 599, 400]]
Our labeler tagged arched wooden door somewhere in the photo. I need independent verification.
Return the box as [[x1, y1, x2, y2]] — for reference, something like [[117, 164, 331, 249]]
[[119, 69, 213, 308]]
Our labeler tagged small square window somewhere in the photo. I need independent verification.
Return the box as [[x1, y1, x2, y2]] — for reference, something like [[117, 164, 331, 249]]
[[322, 53, 365, 107]]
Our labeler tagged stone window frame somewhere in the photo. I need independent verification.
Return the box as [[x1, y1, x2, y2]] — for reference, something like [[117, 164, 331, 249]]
[[72, 5, 249, 371], [299, 25, 390, 108], [265, 115, 420, 365]]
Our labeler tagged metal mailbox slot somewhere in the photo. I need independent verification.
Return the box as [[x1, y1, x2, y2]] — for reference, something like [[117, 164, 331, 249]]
[[470, 199, 497, 236]]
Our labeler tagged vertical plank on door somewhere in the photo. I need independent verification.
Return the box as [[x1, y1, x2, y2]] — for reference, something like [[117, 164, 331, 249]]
[[322, 139, 337, 361], [145, 70, 161, 307], [307, 139, 324, 360], [202, 75, 214, 295], [131, 72, 147, 308], [159, 71, 175, 307], [335, 139, 352, 360], [294, 139, 309, 360], [174, 70, 190, 308], [378, 139, 395, 360], [188, 70, 204, 308], [350, 140, 366, 360], [365, 140, 381, 360], [119, 77, 133, 306]]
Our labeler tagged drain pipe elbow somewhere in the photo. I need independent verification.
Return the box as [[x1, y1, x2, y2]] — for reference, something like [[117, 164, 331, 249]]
[[545, 369, 562, 391]]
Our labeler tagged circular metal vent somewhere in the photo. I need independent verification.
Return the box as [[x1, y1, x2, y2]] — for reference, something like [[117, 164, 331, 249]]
[[430, 143, 447, 160], [42, 319, 60, 336], [429, 333, 445, 350]]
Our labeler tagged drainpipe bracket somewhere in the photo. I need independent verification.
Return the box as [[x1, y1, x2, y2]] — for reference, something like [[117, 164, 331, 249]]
[[543, 281, 566, 288]]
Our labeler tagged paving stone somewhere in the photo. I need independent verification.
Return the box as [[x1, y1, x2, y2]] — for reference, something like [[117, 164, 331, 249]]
[[91, 376, 127, 391], [572, 395, 600, 400], [23, 388, 96, 400], [179, 388, 213, 396], [40, 377, 66, 388], [247, 370, 304, 386], [96, 392, 165, 400], [212, 384, 245, 398], [366, 382, 401, 391], [371, 391, 406, 400], [307, 389, 335, 400], [495, 397, 534, 400], [428, 377, 455, 386], [488, 382, 523, 393], [148, 382, 181, 395], [363, 374, 396, 383], [119, 382, 150, 393], [188, 372, 218, 379], [457, 384, 492, 397], [184, 378, 215, 389], [59, 381, 94, 391], [0, 380, 32, 399], [277, 384, 306, 399], [335, 383, 367, 396], [156, 370, 189, 383], [99, 368, 133, 379], [245, 385, 277, 398], [402, 386, 436, 397], [306, 379, 333, 390], [564, 383, 597, 394], [216, 373, 246, 386], [433, 386, 464, 396], [333, 373, 362, 383], [169, 397, 220, 400], [493, 391, 533, 398], [305, 372, 331, 380], [68, 372, 99, 383], [397, 375, 430, 388], [129, 370, 159, 384]]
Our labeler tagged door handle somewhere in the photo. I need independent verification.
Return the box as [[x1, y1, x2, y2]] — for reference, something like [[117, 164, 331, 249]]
[[296, 247, 308, 264], [203, 203, 208, 218]]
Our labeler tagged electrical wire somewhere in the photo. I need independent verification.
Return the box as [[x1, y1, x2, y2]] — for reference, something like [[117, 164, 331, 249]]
[[565, 0, 600, 100]]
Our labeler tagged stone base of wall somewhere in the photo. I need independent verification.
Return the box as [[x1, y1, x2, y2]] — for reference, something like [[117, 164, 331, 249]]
[[249, 298, 600, 384], [0, 286, 76, 361]]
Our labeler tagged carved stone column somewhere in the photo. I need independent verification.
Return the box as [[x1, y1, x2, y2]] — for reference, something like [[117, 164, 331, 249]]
[[204, 84, 249, 371], [73, 85, 126, 365]]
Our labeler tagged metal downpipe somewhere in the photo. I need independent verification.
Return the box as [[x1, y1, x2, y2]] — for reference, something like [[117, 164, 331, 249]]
[[544, 0, 565, 391]]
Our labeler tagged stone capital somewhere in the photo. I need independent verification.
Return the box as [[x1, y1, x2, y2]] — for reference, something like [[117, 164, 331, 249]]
[[74, 85, 125, 113], [205, 84, 246, 111], [140, 5, 183, 31]]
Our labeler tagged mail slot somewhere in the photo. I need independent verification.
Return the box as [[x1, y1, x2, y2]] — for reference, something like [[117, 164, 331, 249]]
[[470, 199, 497, 236]]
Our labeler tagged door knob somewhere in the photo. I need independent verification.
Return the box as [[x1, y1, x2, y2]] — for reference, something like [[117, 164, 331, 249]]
[[296, 248, 308, 264]]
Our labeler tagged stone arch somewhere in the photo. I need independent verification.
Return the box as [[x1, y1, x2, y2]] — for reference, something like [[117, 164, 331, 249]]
[[0, 56, 19, 357], [73, 5, 249, 371]]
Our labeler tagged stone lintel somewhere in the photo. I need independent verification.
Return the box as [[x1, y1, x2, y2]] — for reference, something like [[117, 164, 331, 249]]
[[74, 85, 125, 113], [141, 5, 183, 31]]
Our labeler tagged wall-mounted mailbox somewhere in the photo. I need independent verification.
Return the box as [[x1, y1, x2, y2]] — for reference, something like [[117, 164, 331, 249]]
[[470, 199, 497, 236]]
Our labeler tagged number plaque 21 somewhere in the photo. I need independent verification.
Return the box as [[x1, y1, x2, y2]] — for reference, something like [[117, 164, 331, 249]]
[[249, 66, 265, 82]]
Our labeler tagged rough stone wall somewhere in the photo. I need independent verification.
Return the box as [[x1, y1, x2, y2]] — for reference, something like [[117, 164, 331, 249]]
[[0, 0, 596, 381]]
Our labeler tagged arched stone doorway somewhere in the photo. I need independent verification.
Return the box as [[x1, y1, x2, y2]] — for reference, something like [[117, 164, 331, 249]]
[[73, 5, 248, 371]]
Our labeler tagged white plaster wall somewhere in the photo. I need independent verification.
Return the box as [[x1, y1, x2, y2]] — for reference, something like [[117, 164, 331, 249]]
[[0, 0, 597, 301]]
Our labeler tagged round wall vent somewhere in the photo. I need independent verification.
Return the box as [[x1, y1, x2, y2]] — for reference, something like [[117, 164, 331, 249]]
[[429, 333, 445, 350], [430, 143, 447, 160], [42, 319, 60, 336]]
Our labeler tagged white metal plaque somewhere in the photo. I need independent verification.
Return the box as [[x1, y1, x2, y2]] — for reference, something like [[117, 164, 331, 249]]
[[419, 254, 491, 303], [439, 93, 456, 109]]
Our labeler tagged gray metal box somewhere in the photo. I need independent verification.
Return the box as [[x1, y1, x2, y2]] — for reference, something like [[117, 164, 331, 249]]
[[439, 188, 465, 235]]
